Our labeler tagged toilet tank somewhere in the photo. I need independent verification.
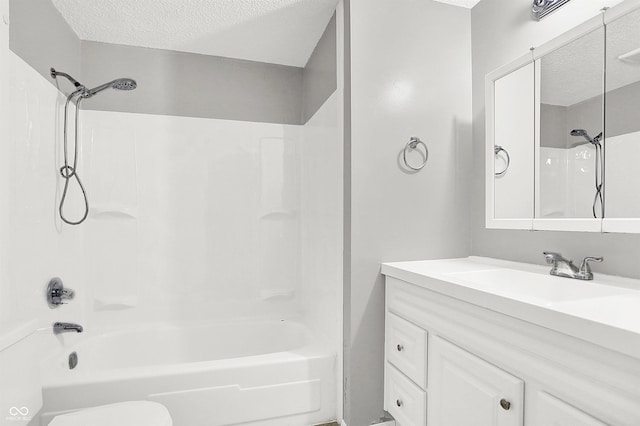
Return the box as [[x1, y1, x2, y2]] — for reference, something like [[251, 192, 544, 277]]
[[0, 332, 44, 425]]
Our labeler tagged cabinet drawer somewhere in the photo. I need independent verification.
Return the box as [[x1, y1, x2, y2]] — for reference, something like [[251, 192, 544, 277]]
[[387, 312, 427, 389], [385, 363, 427, 426]]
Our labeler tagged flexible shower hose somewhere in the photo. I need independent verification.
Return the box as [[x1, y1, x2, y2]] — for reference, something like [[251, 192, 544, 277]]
[[59, 90, 89, 225]]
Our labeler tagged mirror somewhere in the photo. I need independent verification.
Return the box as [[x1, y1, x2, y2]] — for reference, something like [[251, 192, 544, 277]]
[[486, 0, 640, 233], [603, 7, 640, 228], [537, 27, 605, 222], [492, 62, 535, 224]]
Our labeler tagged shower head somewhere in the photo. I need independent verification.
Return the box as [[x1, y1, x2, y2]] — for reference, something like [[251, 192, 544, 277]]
[[570, 129, 602, 146], [86, 78, 137, 97]]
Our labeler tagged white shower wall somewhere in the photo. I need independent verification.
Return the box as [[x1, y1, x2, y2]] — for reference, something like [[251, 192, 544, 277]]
[[539, 137, 638, 220], [539, 145, 600, 218], [80, 110, 304, 327], [0, 40, 340, 345], [79, 93, 340, 339]]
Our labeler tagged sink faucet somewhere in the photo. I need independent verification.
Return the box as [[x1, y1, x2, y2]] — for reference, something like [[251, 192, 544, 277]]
[[53, 322, 83, 334], [543, 252, 603, 280]]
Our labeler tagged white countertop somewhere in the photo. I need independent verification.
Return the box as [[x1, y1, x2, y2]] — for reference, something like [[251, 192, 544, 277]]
[[381, 256, 640, 360]]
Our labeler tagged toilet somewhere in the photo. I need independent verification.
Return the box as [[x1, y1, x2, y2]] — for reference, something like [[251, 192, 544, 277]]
[[48, 401, 173, 426]]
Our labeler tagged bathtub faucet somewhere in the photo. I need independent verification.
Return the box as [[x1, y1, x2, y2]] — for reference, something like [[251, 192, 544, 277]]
[[53, 322, 84, 334]]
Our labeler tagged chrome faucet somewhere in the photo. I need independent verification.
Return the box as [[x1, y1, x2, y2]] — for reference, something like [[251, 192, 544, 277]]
[[53, 322, 83, 334], [543, 252, 603, 280]]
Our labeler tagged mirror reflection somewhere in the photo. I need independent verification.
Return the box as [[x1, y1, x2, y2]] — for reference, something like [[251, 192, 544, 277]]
[[604, 8, 640, 219], [538, 27, 605, 219]]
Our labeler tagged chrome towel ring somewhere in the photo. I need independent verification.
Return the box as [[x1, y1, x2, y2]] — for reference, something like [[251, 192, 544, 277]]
[[494, 145, 510, 176], [403, 137, 428, 171]]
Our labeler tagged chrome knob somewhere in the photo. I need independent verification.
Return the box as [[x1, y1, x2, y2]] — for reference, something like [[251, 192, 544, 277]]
[[396, 344, 403, 352], [500, 399, 511, 410], [396, 399, 403, 407], [47, 277, 75, 307]]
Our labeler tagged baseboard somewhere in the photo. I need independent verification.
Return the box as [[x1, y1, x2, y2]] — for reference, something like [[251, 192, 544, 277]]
[[339, 420, 395, 426]]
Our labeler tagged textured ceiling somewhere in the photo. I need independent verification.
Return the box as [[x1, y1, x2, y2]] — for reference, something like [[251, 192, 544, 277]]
[[51, 0, 338, 67], [541, 7, 640, 107]]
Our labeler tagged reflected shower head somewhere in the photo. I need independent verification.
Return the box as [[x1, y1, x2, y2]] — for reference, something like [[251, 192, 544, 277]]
[[570, 129, 602, 146], [86, 78, 137, 97]]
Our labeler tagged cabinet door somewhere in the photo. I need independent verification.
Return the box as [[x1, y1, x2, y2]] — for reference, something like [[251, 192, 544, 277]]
[[386, 313, 427, 389], [429, 336, 524, 426], [532, 392, 607, 426]]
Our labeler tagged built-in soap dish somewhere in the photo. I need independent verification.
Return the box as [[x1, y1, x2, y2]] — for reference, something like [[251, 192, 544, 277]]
[[260, 289, 295, 301], [89, 206, 138, 220], [93, 296, 138, 311]]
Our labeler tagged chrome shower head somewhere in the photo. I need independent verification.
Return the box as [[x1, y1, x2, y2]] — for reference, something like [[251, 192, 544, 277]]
[[111, 79, 137, 91], [570, 129, 602, 146], [86, 78, 137, 97]]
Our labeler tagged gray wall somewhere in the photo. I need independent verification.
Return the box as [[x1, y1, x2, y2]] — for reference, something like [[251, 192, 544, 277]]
[[303, 12, 337, 123], [541, 81, 640, 149], [9, 0, 80, 84], [346, 1, 472, 424], [80, 41, 304, 125], [540, 104, 568, 148], [10, 0, 337, 125], [471, 0, 640, 278]]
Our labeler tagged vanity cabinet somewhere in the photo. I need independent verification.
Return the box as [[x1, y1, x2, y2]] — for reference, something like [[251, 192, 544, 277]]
[[429, 336, 523, 426], [383, 275, 640, 426]]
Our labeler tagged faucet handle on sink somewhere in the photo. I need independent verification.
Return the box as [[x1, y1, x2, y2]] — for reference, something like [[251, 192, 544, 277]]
[[578, 256, 603, 280]]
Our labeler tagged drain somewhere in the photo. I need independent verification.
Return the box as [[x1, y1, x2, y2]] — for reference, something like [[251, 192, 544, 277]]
[[68, 351, 78, 370]]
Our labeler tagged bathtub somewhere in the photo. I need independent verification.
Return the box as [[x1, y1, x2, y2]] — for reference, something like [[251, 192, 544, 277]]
[[39, 319, 336, 426]]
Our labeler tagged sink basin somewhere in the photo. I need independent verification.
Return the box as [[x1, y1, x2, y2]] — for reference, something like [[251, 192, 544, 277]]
[[443, 268, 636, 306], [381, 257, 640, 359], [553, 294, 640, 331]]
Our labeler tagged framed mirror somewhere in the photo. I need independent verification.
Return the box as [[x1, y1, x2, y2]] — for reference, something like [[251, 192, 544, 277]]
[[486, 59, 535, 230], [602, 6, 640, 233], [485, 0, 640, 234]]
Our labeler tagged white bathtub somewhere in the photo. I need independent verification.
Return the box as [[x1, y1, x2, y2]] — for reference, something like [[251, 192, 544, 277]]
[[39, 319, 336, 426]]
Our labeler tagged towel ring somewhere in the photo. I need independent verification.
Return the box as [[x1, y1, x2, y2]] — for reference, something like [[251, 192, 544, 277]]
[[403, 137, 428, 171], [494, 145, 510, 176]]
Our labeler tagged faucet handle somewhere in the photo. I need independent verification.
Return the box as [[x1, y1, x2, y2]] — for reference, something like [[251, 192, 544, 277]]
[[47, 277, 75, 307], [578, 256, 603, 280], [543, 251, 564, 264], [580, 256, 603, 272]]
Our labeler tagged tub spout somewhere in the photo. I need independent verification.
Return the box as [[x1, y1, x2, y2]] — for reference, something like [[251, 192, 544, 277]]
[[53, 322, 83, 334]]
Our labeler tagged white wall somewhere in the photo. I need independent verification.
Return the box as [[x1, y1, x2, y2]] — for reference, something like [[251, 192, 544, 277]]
[[300, 92, 342, 348], [471, 0, 640, 278], [605, 131, 640, 218], [79, 110, 304, 329], [0, 29, 86, 422], [346, 0, 472, 424], [539, 145, 599, 219]]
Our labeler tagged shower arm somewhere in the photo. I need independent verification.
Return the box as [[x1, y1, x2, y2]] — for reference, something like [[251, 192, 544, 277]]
[[50, 68, 86, 91]]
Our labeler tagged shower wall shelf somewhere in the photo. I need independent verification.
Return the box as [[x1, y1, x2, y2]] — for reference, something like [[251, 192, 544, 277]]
[[89, 206, 138, 220]]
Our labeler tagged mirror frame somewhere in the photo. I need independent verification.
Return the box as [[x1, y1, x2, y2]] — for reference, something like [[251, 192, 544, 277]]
[[485, 0, 640, 233]]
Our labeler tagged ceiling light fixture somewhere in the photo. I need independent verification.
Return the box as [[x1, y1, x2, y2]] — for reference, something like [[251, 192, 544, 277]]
[[532, 0, 572, 20]]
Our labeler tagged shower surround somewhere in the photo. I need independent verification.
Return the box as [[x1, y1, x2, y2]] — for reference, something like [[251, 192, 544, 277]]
[[0, 0, 342, 424]]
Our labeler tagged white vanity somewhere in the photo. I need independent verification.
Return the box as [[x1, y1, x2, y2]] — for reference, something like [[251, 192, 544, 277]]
[[381, 257, 640, 426]]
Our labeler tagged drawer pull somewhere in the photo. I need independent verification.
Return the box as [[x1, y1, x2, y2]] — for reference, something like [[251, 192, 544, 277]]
[[396, 344, 404, 352], [396, 399, 403, 407], [500, 399, 511, 411]]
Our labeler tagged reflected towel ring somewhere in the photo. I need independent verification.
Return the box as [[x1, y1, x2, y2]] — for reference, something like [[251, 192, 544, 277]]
[[494, 145, 510, 176], [403, 137, 428, 171]]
